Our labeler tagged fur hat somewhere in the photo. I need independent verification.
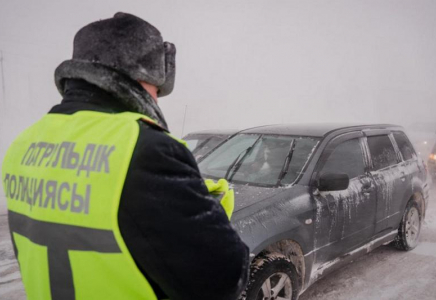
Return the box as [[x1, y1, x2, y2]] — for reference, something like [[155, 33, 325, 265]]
[[54, 13, 177, 130], [56, 12, 176, 97]]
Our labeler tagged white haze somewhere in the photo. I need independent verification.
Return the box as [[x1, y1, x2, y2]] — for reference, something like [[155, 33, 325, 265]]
[[1, 0, 436, 213]]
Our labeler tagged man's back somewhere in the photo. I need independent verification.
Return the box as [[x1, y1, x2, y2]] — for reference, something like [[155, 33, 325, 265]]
[[3, 108, 158, 299]]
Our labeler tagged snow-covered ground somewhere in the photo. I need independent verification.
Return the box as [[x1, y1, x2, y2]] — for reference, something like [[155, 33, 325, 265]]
[[0, 194, 7, 216], [1, 188, 435, 299], [0, 211, 25, 300]]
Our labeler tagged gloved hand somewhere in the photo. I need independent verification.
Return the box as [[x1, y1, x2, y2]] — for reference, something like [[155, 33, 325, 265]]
[[204, 179, 234, 220]]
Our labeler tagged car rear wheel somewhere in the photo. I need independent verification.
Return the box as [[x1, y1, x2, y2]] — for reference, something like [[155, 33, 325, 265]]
[[242, 254, 299, 300], [394, 200, 422, 251]]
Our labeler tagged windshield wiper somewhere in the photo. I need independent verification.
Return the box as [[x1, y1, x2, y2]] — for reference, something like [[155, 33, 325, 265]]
[[277, 139, 296, 186], [225, 136, 262, 181]]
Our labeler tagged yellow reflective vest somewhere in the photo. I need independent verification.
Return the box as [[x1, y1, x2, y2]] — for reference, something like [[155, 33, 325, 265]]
[[2, 111, 164, 300]]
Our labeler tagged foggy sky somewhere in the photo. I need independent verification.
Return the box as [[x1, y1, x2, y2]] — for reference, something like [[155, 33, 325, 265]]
[[1, 0, 436, 212]]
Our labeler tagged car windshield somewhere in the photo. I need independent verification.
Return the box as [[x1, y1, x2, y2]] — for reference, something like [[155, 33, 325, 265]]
[[184, 135, 228, 159], [198, 134, 319, 187]]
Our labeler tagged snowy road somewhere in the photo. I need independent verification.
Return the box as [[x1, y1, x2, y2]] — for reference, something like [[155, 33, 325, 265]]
[[0, 188, 435, 300], [0, 211, 25, 300]]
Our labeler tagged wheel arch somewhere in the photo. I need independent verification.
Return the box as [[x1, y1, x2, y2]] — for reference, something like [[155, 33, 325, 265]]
[[408, 180, 426, 218], [393, 189, 424, 251], [252, 238, 306, 292], [411, 191, 426, 219]]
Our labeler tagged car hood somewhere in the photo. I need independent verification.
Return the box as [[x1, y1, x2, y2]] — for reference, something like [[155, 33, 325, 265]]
[[230, 183, 308, 222], [232, 184, 286, 212]]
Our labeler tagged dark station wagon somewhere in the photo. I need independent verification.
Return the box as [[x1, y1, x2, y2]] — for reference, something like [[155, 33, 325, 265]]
[[198, 124, 431, 300]]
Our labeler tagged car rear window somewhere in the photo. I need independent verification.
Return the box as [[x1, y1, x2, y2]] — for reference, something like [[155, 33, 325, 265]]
[[367, 135, 398, 170], [393, 132, 416, 161]]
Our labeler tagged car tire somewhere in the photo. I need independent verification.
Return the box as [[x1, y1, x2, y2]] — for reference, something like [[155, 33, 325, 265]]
[[393, 199, 422, 251], [242, 253, 299, 300]]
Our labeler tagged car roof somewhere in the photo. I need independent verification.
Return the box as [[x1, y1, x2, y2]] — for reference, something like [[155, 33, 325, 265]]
[[183, 129, 239, 137], [239, 123, 403, 137]]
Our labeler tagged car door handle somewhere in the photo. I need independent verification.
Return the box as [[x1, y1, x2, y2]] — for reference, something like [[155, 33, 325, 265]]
[[361, 181, 371, 188], [361, 188, 373, 195], [400, 172, 406, 182], [361, 186, 374, 194], [361, 181, 374, 194], [361, 180, 372, 192]]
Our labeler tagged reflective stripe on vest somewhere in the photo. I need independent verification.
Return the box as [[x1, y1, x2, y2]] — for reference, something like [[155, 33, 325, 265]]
[[2, 111, 172, 300]]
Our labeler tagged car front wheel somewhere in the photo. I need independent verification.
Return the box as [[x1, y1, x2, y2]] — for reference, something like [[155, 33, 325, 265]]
[[243, 254, 299, 300]]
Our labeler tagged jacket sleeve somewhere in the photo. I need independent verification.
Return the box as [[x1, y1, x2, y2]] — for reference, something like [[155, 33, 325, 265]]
[[118, 124, 249, 300]]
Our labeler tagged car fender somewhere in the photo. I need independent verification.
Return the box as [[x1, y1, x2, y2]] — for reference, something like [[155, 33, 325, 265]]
[[410, 176, 426, 217], [250, 225, 311, 257], [233, 190, 315, 257], [234, 209, 314, 292]]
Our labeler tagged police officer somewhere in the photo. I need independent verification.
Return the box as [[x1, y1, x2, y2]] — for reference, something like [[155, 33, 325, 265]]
[[2, 13, 249, 300]]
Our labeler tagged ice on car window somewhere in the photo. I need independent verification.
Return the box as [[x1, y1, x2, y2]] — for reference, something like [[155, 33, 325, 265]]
[[393, 132, 415, 161], [199, 134, 259, 178], [199, 134, 319, 187], [280, 138, 319, 185], [193, 137, 226, 156], [235, 136, 294, 185], [367, 135, 398, 170], [320, 139, 365, 179], [185, 139, 200, 151], [184, 135, 228, 159]]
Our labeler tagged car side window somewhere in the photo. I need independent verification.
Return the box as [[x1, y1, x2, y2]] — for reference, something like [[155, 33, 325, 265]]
[[367, 135, 398, 170], [393, 132, 416, 161], [320, 138, 365, 179]]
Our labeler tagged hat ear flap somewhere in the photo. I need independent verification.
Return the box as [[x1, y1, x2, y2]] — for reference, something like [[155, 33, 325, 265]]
[[158, 42, 176, 97]]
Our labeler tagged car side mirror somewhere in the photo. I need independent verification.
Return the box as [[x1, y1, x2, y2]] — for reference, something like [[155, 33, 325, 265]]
[[317, 173, 349, 191]]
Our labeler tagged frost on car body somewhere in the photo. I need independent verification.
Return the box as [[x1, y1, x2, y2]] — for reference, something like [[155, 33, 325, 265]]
[[199, 123, 430, 299]]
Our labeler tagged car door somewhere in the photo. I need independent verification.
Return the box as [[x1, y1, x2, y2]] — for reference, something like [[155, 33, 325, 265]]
[[389, 131, 418, 228], [364, 131, 406, 234], [312, 131, 377, 264]]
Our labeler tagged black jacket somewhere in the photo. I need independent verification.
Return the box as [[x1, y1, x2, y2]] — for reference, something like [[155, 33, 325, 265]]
[[49, 80, 249, 300]]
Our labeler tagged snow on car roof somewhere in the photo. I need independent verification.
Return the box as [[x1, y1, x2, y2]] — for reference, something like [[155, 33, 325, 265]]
[[240, 123, 401, 137], [184, 129, 240, 136]]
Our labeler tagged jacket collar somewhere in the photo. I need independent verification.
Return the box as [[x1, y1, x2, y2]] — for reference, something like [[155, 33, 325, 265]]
[[54, 60, 168, 130]]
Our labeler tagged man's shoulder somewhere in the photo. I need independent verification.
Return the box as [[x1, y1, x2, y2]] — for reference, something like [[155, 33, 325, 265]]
[[130, 121, 200, 176], [138, 121, 178, 145], [136, 121, 191, 159]]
